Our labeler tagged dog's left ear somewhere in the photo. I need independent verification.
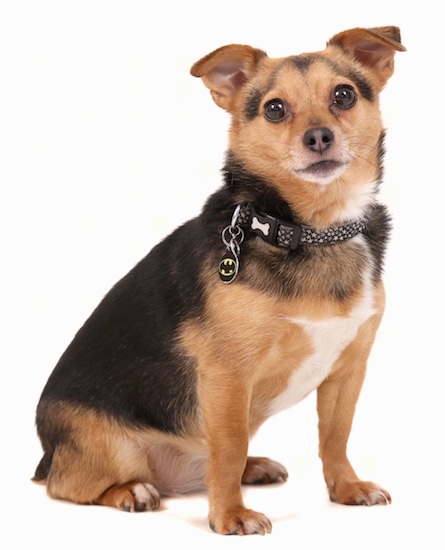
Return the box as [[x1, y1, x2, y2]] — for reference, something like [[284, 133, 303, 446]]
[[328, 26, 406, 90], [190, 45, 267, 112]]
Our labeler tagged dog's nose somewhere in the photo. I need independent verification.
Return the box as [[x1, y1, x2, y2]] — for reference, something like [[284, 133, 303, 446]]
[[303, 127, 334, 154]]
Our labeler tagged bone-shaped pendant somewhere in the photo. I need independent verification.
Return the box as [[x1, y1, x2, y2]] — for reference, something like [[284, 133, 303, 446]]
[[251, 216, 270, 236]]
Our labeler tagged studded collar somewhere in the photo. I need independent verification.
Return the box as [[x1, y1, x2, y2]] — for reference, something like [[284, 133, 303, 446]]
[[238, 203, 369, 251]]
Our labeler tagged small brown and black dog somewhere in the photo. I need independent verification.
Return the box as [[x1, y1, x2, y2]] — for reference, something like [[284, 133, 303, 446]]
[[34, 27, 405, 535]]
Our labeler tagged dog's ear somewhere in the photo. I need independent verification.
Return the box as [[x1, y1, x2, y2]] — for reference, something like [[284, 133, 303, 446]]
[[190, 45, 267, 112], [328, 26, 406, 89]]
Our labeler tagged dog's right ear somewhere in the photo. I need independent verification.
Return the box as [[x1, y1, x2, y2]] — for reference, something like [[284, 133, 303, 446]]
[[190, 45, 266, 112]]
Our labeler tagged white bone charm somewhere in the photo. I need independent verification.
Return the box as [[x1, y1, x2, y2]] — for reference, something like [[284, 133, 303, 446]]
[[251, 216, 270, 236]]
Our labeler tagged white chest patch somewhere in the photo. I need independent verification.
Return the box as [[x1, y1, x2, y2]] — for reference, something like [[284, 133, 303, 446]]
[[268, 239, 376, 416]]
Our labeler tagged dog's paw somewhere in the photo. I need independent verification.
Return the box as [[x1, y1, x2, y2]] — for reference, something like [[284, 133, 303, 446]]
[[242, 456, 288, 485], [209, 507, 272, 535], [96, 482, 161, 512], [329, 480, 391, 506]]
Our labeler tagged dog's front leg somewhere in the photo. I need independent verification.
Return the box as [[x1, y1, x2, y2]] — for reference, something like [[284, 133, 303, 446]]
[[317, 291, 391, 506], [199, 372, 272, 535]]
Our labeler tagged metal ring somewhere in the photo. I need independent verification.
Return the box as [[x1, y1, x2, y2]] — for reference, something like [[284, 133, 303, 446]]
[[221, 225, 244, 248]]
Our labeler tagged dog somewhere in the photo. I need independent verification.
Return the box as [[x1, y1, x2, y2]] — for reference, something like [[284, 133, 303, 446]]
[[34, 26, 405, 535]]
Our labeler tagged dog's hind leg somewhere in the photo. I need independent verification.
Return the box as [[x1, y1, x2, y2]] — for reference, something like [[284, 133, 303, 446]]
[[35, 402, 160, 511], [94, 482, 160, 511], [242, 457, 288, 485]]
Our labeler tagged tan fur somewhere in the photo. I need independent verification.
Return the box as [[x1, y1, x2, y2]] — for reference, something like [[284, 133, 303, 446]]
[[178, 262, 387, 531], [39, 402, 154, 504], [37, 399, 288, 512]]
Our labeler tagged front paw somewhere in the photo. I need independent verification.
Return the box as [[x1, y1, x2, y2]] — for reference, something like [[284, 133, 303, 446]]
[[209, 507, 272, 535], [329, 480, 391, 506]]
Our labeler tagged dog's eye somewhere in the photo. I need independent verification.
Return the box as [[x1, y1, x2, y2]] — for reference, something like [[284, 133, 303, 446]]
[[264, 99, 287, 122], [332, 85, 357, 109]]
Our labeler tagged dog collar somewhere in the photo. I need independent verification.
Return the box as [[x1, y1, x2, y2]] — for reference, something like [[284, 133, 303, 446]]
[[218, 203, 369, 283], [238, 203, 368, 250]]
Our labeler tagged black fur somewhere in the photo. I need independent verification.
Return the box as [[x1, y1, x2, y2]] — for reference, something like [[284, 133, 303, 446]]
[[37, 221, 206, 435], [244, 87, 264, 121], [345, 67, 374, 102], [290, 55, 314, 73]]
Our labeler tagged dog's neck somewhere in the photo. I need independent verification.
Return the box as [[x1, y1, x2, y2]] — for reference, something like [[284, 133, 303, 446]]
[[223, 159, 372, 238]]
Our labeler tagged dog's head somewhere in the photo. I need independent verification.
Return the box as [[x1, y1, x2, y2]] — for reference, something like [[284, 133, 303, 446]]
[[191, 27, 405, 226]]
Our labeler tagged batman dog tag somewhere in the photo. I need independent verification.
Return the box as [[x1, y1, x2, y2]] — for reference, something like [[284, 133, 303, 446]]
[[218, 249, 239, 283]]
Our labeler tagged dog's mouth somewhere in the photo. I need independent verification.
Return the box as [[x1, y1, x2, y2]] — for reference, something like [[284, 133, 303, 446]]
[[302, 160, 344, 175], [296, 160, 347, 183]]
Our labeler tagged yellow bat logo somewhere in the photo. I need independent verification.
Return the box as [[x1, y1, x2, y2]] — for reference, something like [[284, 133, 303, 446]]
[[219, 257, 236, 276]]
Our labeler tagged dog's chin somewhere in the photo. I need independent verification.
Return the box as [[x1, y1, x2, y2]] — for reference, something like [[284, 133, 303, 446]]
[[295, 160, 348, 185]]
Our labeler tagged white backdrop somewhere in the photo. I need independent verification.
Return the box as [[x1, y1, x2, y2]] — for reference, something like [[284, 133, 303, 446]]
[[1, 1, 443, 548]]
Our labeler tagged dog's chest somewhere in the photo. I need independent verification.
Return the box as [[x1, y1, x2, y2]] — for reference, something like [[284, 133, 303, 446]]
[[267, 276, 376, 416]]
